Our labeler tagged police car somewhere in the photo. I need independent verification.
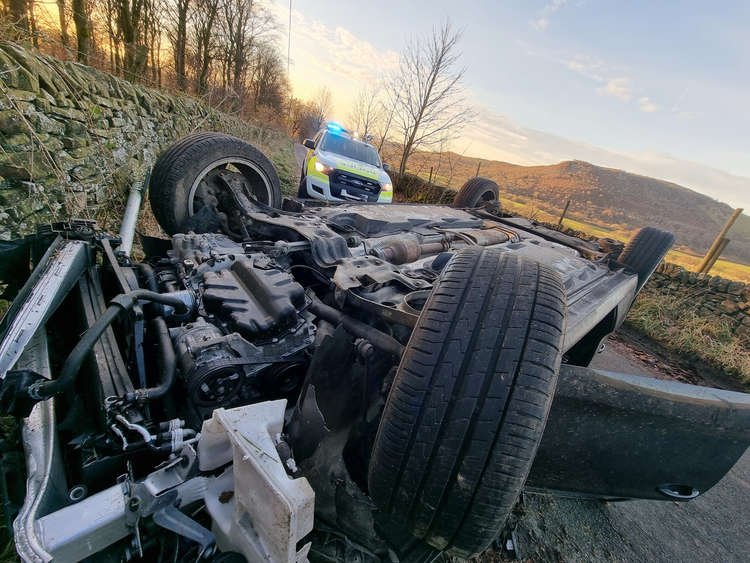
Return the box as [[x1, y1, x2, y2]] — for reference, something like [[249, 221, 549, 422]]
[[299, 122, 393, 203]]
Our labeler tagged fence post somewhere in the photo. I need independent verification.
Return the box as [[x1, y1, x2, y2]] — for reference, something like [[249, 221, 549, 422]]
[[701, 238, 730, 275], [698, 208, 743, 273], [558, 199, 571, 227], [475, 160, 481, 177]]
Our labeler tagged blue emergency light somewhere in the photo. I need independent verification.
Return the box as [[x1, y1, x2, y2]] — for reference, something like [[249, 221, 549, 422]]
[[326, 122, 343, 133]]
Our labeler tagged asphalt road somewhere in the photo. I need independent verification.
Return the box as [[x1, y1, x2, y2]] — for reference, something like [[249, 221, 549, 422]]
[[294, 142, 307, 169], [499, 337, 750, 562]]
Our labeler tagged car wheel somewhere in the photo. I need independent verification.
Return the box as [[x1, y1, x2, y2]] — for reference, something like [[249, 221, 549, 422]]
[[452, 177, 499, 208], [617, 227, 674, 293], [368, 248, 566, 558], [149, 132, 282, 234], [297, 176, 308, 198]]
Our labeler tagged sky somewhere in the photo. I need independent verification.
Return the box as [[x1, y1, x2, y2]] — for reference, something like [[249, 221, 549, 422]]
[[270, 0, 749, 210]]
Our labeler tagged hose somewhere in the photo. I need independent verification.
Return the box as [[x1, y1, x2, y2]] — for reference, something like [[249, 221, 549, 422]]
[[136, 263, 159, 292], [28, 290, 188, 400], [308, 295, 404, 357], [125, 317, 175, 402]]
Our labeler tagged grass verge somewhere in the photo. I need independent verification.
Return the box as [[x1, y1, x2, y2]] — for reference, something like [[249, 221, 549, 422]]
[[626, 287, 750, 386]]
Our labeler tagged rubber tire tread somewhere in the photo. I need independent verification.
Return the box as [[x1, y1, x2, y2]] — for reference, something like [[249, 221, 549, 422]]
[[617, 227, 674, 293], [149, 132, 231, 202], [149, 132, 281, 234], [369, 247, 566, 558], [452, 177, 499, 208]]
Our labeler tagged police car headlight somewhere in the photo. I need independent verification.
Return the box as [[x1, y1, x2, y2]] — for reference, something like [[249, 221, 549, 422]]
[[381, 182, 393, 192], [314, 161, 333, 175]]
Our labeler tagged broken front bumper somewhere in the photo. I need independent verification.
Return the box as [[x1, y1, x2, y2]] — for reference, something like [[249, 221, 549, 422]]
[[15, 400, 314, 562]]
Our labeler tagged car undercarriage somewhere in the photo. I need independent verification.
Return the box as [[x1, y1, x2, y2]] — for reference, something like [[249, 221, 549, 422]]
[[0, 133, 748, 562]]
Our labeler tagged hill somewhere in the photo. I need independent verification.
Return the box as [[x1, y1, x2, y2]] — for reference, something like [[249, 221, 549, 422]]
[[395, 149, 750, 266]]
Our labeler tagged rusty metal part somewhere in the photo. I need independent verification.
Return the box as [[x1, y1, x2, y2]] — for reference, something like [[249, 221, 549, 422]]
[[371, 238, 450, 265]]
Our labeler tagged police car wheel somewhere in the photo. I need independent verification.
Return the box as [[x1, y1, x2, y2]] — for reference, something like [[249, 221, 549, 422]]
[[149, 132, 282, 234], [297, 176, 308, 198]]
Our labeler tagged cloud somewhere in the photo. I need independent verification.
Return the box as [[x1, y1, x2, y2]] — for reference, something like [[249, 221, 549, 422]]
[[521, 45, 656, 107], [597, 77, 632, 101], [638, 97, 659, 112], [531, 0, 569, 30], [268, 1, 399, 107], [562, 55, 607, 82]]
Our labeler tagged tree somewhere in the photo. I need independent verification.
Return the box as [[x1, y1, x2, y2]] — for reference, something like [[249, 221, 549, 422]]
[[250, 41, 286, 111], [376, 90, 397, 153], [0, 0, 291, 118], [193, 0, 220, 94], [117, 0, 149, 80], [286, 97, 311, 140], [348, 85, 382, 137], [391, 21, 473, 175], [8, 0, 29, 37], [27, 0, 39, 47], [72, 0, 90, 63], [286, 95, 326, 141], [57, 0, 69, 47], [145, 0, 164, 85], [310, 87, 332, 130], [220, 0, 252, 93], [166, 0, 189, 90]]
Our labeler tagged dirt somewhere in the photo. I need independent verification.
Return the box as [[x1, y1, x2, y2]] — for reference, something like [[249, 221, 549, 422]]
[[614, 325, 749, 393], [482, 329, 750, 563]]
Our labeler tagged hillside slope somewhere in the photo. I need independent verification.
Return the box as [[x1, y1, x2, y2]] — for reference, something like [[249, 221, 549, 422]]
[[401, 150, 750, 265]]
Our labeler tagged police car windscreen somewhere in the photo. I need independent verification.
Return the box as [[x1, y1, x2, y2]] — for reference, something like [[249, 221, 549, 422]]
[[321, 134, 381, 167]]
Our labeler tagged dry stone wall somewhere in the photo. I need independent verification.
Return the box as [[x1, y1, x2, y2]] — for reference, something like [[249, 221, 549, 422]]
[[0, 41, 291, 239], [646, 262, 750, 339]]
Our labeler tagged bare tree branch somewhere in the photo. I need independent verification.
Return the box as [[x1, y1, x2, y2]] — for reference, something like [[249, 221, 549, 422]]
[[391, 21, 474, 176]]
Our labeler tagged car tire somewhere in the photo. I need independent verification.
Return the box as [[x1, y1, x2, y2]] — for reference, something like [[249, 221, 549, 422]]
[[297, 176, 308, 199], [368, 247, 566, 558], [149, 132, 282, 234], [452, 177, 499, 208], [617, 227, 674, 293]]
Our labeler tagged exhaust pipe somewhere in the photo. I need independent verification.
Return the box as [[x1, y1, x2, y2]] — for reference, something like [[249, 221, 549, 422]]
[[118, 170, 149, 257]]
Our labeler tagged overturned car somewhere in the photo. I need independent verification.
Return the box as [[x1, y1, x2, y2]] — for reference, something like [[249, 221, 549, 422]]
[[0, 133, 748, 562]]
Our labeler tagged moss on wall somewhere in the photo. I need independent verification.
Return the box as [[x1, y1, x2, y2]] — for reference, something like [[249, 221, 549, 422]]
[[0, 41, 295, 238]]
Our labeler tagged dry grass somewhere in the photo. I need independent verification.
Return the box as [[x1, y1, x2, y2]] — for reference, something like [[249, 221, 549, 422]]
[[666, 249, 750, 283], [626, 289, 750, 385]]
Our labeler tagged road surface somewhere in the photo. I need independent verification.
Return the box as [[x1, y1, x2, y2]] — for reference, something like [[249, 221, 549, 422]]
[[294, 142, 307, 169], [493, 334, 750, 562]]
